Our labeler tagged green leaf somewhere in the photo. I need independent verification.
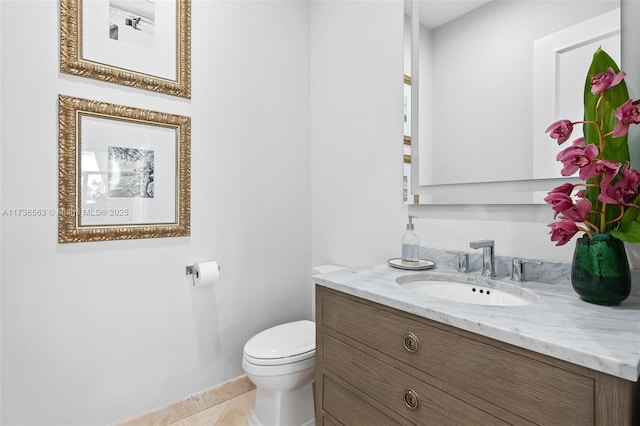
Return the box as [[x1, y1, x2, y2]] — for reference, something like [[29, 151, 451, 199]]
[[611, 220, 640, 243], [620, 195, 640, 227], [583, 48, 630, 162], [583, 48, 631, 231]]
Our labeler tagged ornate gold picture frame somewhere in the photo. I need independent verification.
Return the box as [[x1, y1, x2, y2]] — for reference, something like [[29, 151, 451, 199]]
[[60, 0, 191, 98], [58, 95, 191, 243]]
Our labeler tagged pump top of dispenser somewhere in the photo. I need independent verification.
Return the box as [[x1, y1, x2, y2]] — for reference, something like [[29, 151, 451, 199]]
[[406, 215, 415, 231]]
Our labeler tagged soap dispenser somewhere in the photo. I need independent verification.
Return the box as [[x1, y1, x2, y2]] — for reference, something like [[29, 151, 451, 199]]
[[402, 215, 420, 264]]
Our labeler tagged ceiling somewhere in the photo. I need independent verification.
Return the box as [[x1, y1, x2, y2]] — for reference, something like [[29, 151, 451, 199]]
[[407, 0, 493, 29]]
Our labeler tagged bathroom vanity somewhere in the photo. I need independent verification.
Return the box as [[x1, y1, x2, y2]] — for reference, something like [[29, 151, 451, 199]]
[[314, 258, 640, 425]]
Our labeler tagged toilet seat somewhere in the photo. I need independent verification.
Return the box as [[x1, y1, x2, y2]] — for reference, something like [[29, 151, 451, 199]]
[[243, 320, 315, 366], [243, 349, 315, 366], [242, 352, 315, 378]]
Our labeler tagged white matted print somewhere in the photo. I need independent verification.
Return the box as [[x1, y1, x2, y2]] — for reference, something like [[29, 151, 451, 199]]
[[80, 115, 177, 226], [60, 0, 191, 98], [83, 0, 174, 80], [58, 95, 191, 243]]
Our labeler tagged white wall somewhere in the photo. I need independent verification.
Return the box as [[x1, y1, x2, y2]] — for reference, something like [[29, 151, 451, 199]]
[[0, 1, 3, 421], [409, 204, 576, 262], [1, 1, 310, 424], [310, 0, 408, 271]]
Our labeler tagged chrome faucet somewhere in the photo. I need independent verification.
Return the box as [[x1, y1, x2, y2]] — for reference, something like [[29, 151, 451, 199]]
[[469, 239, 496, 277]]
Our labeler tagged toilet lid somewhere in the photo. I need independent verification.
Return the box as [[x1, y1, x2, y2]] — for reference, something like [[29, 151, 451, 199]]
[[244, 320, 315, 364]]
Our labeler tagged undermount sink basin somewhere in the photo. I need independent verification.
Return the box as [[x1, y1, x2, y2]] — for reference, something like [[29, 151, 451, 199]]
[[397, 274, 538, 306]]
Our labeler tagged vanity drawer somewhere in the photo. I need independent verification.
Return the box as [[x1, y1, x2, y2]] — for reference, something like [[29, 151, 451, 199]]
[[322, 416, 339, 426], [323, 375, 398, 425], [321, 289, 595, 425], [322, 332, 509, 425]]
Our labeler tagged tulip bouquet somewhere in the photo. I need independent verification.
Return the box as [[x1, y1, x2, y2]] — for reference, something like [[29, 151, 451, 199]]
[[545, 48, 640, 246]]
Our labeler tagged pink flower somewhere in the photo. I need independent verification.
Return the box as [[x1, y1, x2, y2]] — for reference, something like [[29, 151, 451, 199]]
[[544, 183, 576, 217], [590, 68, 626, 94], [544, 193, 573, 218], [571, 137, 585, 147], [556, 139, 598, 176], [549, 182, 575, 196], [613, 99, 640, 137], [578, 159, 620, 185], [545, 120, 574, 144], [598, 162, 640, 207], [548, 220, 579, 246], [559, 198, 592, 223]]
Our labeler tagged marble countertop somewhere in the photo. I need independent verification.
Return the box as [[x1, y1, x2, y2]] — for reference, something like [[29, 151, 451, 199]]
[[314, 250, 640, 382]]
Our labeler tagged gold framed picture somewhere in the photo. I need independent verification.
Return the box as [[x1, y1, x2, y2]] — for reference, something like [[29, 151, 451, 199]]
[[58, 95, 191, 243], [60, 0, 191, 98]]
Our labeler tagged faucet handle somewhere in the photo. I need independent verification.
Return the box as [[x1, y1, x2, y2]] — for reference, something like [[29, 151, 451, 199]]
[[446, 250, 470, 273], [511, 258, 543, 282]]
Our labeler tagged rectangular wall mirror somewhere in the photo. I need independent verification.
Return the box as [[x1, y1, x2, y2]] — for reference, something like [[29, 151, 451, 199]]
[[404, 0, 639, 204]]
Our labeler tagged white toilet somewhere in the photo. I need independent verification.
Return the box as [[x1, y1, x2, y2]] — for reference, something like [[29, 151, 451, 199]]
[[242, 320, 316, 426]]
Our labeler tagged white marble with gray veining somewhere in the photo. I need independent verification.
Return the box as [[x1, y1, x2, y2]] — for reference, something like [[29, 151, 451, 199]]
[[314, 247, 640, 382]]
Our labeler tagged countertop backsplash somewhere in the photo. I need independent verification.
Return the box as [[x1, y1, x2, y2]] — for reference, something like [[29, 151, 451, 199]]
[[418, 246, 635, 286]]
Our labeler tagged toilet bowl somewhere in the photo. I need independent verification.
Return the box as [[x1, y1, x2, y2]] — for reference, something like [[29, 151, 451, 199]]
[[242, 320, 316, 426]]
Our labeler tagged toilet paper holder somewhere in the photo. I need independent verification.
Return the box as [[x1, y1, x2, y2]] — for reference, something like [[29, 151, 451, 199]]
[[186, 265, 197, 277], [185, 264, 220, 278]]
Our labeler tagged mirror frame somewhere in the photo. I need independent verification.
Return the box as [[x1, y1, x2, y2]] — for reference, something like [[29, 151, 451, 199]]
[[408, 0, 639, 205]]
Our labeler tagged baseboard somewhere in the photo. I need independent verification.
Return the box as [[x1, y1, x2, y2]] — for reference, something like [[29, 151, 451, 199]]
[[114, 375, 256, 426]]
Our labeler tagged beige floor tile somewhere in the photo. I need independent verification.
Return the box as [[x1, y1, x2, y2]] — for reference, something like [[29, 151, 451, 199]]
[[117, 376, 256, 426], [169, 389, 256, 426], [214, 389, 256, 426], [170, 402, 228, 426]]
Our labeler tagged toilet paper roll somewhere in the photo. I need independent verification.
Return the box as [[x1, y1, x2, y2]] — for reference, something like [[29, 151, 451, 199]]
[[193, 261, 220, 287]]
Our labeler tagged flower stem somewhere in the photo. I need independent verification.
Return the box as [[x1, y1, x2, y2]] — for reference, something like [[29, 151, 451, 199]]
[[600, 202, 607, 233], [583, 219, 599, 233], [598, 93, 606, 134], [605, 205, 625, 227], [577, 225, 593, 240]]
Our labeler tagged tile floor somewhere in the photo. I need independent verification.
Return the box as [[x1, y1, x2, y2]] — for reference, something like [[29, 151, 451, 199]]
[[169, 389, 256, 426]]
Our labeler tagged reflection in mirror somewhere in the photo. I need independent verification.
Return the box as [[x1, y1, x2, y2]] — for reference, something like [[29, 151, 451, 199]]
[[405, 0, 630, 204], [403, 0, 416, 204], [403, 75, 416, 203]]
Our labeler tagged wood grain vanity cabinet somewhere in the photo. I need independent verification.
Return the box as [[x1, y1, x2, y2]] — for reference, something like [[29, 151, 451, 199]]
[[315, 286, 639, 425]]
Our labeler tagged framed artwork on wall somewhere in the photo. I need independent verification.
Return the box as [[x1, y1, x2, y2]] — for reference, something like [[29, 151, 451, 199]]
[[58, 95, 191, 243], [60, 0, 191, 98]]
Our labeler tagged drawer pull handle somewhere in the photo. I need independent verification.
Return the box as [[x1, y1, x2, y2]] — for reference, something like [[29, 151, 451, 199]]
[[403, 333, 420, 353], [403, 389, 420, 410]]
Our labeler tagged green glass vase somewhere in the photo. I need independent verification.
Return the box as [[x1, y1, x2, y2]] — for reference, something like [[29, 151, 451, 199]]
[[571, 233, 631, 306]]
